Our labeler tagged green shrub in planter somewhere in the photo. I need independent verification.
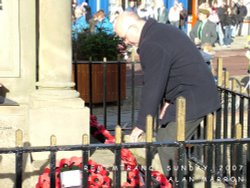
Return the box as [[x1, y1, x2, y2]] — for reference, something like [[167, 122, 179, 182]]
[[73, 31, 124, 61]]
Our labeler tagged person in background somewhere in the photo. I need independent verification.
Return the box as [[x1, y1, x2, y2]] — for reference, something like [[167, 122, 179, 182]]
[[233, 0, 247, 36], [155, 0, 169, 24], [168, 0, 182, 28], [72, 6, 89, 40], [137, 1, 151, 20], [95, 9, 114, 35], [81, 2, 92, 23], [109, 1, 124, 24], [215, 1, 226, 46], [222, 6, 237, 47], [179, 3, 188, 32], [126, 0, 138, 14], [190, 8, 217, 47], [72, 0, 77, 12], [114, 11, 220, 179], [88, 13, 98, 34]]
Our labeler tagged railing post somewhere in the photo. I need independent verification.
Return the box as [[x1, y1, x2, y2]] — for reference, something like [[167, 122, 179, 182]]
[[205, 114, 214, 188], [131, 49, 136, 128], [73, 51, 78, 91], [103, 57, 107, 128], [216, 58, 223, 179], [176, 96, 186, 188], [223, 70, 229, 177], [248, 98, 250, 188], [231, 79, 237, 128], [239, 85, 244, 129], [82, 134, 89, 188], [235, 123, 243, 188], [113, 125, 121, 188], [50, 135, 57, 188], [230, 79, 238, 179], [88, 57, 93, 114], [117, 56, 121, 126], [217, 57, 223, 87], [224, 71, 230, 89], [145, 115, 153, 187], [15, 129, 23, 188]]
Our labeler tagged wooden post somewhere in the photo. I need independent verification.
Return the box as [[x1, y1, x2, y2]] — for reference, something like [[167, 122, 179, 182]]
[[16, 129, 23, 147], [82, 134, 89, 145], [176, 96, 186, 141], [115, 125, 122, 144], [217, 57, 223, 87], [82, 134, 89, 188], [235, 123, 243, 187], [176, 96, 186, 188], [232, 79, 238, 92], [146, 115, 153, 143], [131, 48, 136, 62], [145, 115, 153, 187], [114, 125, 121, 188], [236, 123, 242, 139], [206, 114, 214, 140], [205, 114, 214, 188], [50, 135, 57, 146], [224, 71, 230, 89]]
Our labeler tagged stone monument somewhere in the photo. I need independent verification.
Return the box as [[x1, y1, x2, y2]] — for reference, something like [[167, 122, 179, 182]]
[[0, 0, 89, 187]]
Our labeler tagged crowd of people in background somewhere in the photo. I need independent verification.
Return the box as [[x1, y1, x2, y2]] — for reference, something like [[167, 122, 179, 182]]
[[71, 1, 114, 39], [71, 0, 248, 49], [190, 0, 247, 49], [71, 0, 188, 39]]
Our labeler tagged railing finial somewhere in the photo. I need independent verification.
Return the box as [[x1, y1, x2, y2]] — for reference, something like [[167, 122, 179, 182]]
[[176, 96, 186, 141], [15, 129, 23, 147], [217, 57, 223, 87], [82, 134, 89, 145], [50, 135, 57, 146], [206, 114, 214, 140], [115, 125, 122, 144], [146, 115, 153, 143]]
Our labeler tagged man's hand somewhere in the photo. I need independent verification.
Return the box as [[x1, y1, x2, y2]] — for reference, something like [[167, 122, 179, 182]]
[[159, 102, 169, 119], [194, 37, 201, 45], [130, 127, 144, 142]]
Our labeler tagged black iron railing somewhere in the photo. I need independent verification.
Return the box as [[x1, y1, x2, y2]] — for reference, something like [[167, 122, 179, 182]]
[[0, 120, 249, 188], [0, 58, 246, 187]]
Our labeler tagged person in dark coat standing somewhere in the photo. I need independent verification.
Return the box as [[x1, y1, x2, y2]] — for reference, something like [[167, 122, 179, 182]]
[[233, 0, 248, 36], [114, 12, 220, 178], [190, 8, 218, 46]]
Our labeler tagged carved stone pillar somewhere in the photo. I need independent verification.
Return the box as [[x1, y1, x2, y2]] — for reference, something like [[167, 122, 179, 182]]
[[29, 0, 89, 160]]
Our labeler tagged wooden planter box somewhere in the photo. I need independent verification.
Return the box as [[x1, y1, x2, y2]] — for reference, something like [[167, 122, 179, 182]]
[[72, 61, 126, 104]]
